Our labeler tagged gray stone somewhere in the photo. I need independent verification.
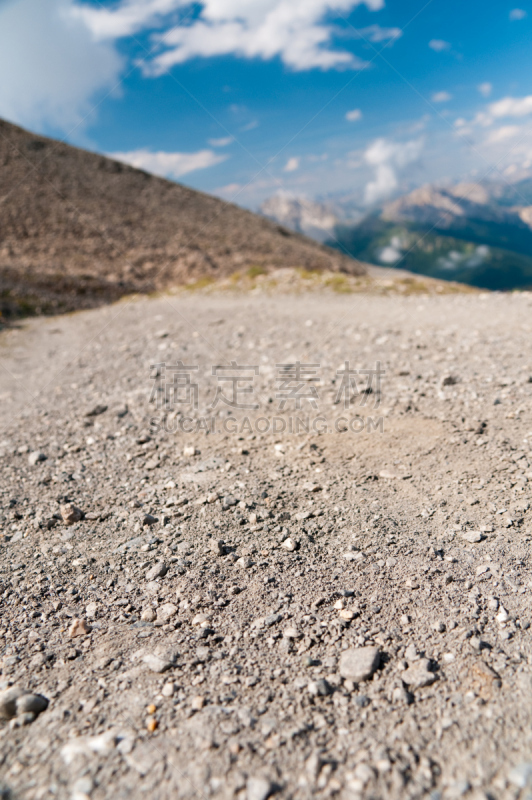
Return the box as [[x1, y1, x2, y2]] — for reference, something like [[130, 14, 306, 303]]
[[209, 539, 226, 555], [86, 404, 108, 417], [462, 531, 483, 543], [247, 777, 273, 800], [0, 686, 25, 719], [15, 693, 48, 716], [401, 659, 437, 689], [141, 607, 157, 622], [308, 678, 332, 697], [508, 763, 532, 789], [145, 562, 167, 581], [86, 601, 98, 619], [28, 451, 46, 466], [60, 503, 83, 525], [281, 537, 297, 551], [264, 613, 282, 627], [339, 647, 380, 683], [142, 654, 173, 673], [156, 603, 178, 622]]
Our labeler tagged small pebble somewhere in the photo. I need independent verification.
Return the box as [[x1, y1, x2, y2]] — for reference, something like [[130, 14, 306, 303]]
[[209, 539, 226, 556], [281, 537, 297, 552], [60, 503, 83, 525], [68, 618, 91, 638], [28, 451, 47, 466]]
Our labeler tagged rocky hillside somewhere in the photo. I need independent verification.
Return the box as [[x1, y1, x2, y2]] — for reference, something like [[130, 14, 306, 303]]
[[0, 119, 361, 317]]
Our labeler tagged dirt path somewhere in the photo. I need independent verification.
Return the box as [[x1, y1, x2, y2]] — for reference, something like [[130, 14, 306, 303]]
[[1, 288, 532, 800]]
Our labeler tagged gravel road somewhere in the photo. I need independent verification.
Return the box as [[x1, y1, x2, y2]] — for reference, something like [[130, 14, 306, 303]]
[[1, 287, 532, 800]]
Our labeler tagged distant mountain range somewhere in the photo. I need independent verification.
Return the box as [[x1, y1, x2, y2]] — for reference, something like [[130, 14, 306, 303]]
[[261, 180, 532, 290]]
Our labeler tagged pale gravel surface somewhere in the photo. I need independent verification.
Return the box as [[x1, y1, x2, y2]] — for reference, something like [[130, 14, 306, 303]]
[[1, 289, 532, 800]]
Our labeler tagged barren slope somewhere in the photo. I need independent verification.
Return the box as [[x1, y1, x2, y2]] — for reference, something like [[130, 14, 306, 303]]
[[0, 119, 361, 317]]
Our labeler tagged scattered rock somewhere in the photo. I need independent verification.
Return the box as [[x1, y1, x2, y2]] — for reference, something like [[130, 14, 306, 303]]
[[281, 537, 297, 552], [461, 531, 484, 543], [209, 539, 226, 555], [60, 503, 83, 525], [85, 601, 98, 619], [15, 693, 48, 715], [339, 609, 356, 621], [192, 613, 212, 627], [247, 777, 274, 800], [0, 687, 48, 721], [145, 562, 167, 581], [283, 627, 301, 639], [308, 678, 332, 696], [142, 654, 173, 673], [401, 659, 437, 689], [157, 603, 178, 622], [141, 607, 157, 622], [508, 763, 532, 789], [339, 647, 381, 683], [28, 451, 46, 466], [68, 618, 91, 637], [85, 404, 108, 417], [0, 687, 25, 719]]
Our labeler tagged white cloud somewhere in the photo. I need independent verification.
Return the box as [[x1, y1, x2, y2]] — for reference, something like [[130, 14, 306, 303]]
[[432, 91, 452, 103], [72, 0, 181, 38], [0, 0, 123, 133], [347, 24, 402, 43], [108, 148, 228, 179], [208, 136, 234, 147], [74, 0, 385, 72], [429, 39, 451, 52], [488, 95, 532, 118], [510, 8, 527, 20], [363, 137, 423, 204], [284, 157, 300, 173], [485, 125, 521, 144], [346, 108, 362, 122], [478, 82, 492, 97]]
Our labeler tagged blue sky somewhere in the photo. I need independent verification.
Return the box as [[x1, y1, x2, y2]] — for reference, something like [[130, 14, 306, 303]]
[[1, 0, 532, 209]]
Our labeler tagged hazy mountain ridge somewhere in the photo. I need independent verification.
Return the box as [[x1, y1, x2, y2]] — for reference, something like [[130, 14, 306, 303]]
[[261, 178, 532, 290]]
